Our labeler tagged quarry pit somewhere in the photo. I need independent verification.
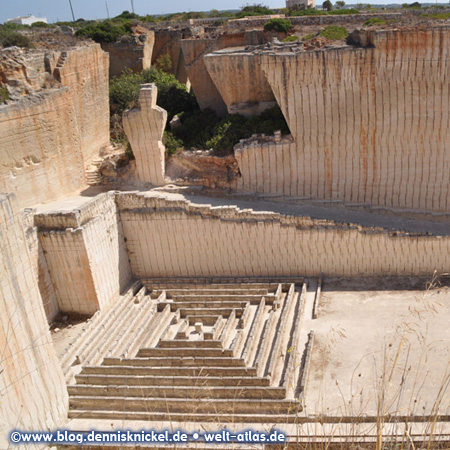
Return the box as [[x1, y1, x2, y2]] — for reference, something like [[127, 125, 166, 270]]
[[1, 11, 450, 449]]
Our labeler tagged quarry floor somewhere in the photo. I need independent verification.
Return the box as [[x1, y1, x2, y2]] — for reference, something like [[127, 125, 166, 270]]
[[43, 187, 450, 438], [58, 276, 450, 442]]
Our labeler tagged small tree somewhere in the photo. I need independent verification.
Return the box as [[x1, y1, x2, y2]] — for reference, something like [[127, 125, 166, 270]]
[[323, 0, 334, 11], [335, 0, 346, 8], [155, 54, 172, 72]]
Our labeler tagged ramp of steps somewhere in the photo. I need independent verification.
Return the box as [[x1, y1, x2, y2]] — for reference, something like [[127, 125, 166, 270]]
[[66, 281, 310, 424]]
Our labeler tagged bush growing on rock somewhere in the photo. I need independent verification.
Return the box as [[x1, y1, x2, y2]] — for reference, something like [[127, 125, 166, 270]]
[[110, 68, 197, 120], [282, 35, 299, 42], [263, 18, 292, 32], [0, 30, 33, 48], [319, 25, 348, 40], [364, 17, 386, 25], [75, 20, 131, 43]]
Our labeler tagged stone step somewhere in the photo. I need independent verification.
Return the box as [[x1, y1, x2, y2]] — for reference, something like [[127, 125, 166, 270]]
[[68, 409, 300, 423], [69, 396, 301, 415], [137, 347, 233, 358], [64, 282, 141, 370], [146, 282, 282, 290], [157, 339, 224, 349], [81, 288, 149, 366], [59, 281, 141, 373], [81, 365, 257, 377], [171, 294, 276, 304], [179, 308, 244, 318], [68, 385, 286, 400], [106, 291, 154, 358], [162, 288, 270, 296], [102, 356, 246, 367], [158, 300, 262, 311], [74, 374, 271, 387]]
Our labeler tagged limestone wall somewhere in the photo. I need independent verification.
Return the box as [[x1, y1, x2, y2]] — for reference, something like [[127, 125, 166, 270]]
[[0, 44, 109, 209], [55, 44, 110, 166], [0, 194, 67, 450], [182, 31, 270, 116], [234, 135, 295, 194], [231, 28, 450, 212], [21, 209, 59, 322], [204, 50, 276, 116], [123, 84, 167, 186], [35, 193, 132, 315], [101, 31, 155, 77], [116, 192, 450, 278], [152, 29, 188, 83]]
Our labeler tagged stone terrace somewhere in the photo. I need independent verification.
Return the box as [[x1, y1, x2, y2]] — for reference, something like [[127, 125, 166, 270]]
[[63, 281, 311, 424]]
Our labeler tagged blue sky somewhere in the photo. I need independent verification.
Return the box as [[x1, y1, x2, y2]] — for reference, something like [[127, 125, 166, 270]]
[[1, 0, 449, 23]]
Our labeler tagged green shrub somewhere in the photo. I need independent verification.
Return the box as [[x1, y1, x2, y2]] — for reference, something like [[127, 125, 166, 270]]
[[0, 30, 33, 48], [1, 22, 27, 31], [290, 8, 326, 15], [155, 54, 172, 72], [302, 33, 316, 41], [31, 21, 51, 28], [109, 68, 197, 122], [421, 12, 450, 19], [263, 18, 292, 32], [163, 131, 183, 156], [289, 7, 358, 15], [0, 87, 9, 103], [172, 106, 289, 155], [113, 10, 140, 20], [319, 25, 348, 40], [282, 35, 298, 42], [329, 8, 359, 14], [364, 17, 386, 25], [75, 20, 131, 43], [236, 3, 274, 17]]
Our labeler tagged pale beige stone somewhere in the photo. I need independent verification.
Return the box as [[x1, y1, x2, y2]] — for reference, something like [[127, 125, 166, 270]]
[[123, 84, 167, 186]]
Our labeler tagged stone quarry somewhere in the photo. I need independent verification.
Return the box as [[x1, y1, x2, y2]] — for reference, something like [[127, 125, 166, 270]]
[[0, 12, 450, 450]]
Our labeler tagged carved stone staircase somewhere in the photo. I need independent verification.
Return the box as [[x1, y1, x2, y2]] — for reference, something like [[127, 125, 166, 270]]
[[63, 282, 309, 424]]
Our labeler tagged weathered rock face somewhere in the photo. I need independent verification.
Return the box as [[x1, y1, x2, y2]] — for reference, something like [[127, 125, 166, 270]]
[[182, 31, 271, 116], [101, 30, 155, 78], [123, 84, 167, 186], [0, 44, 110, 208], [166, 150, 240, 188], [204, 49, 276, 116], [152, 29, 189, 83], [35, 193, 132, 316], [0, 194, 67, 449], [232, 28, 450, 212]]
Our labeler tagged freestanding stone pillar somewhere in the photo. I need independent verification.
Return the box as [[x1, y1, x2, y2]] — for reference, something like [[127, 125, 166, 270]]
[[123, 83, 167, 186]]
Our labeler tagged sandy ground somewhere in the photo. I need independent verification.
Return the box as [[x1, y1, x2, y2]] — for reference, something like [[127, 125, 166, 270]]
[[305, 277, 450, 419]]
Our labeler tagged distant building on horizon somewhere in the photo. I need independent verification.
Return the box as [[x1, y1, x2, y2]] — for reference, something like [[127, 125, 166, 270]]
[[7, 15, 48, 25], [286, 0, 316, 9]]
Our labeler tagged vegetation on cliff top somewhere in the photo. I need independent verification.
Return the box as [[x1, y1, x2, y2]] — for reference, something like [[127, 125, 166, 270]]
[[0, 29, 33, 48], [75, 20, 132, 43]]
